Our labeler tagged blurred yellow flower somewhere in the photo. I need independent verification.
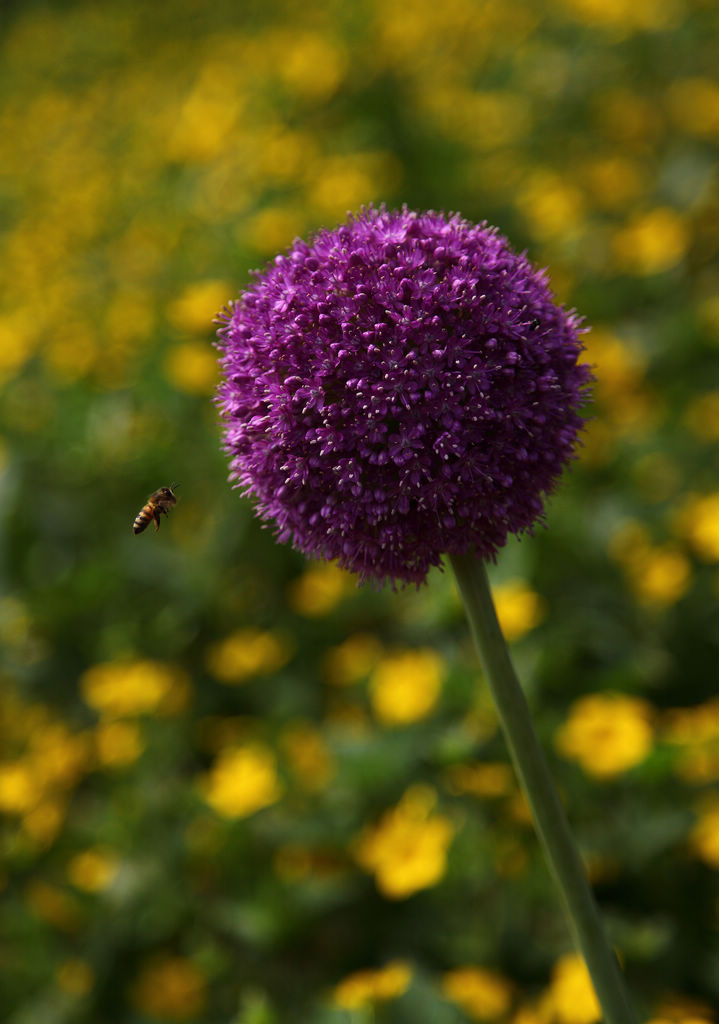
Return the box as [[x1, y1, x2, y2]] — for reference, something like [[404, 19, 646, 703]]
[[80, 660, 190, 719], [580, 155, 644, 211], [130, 954, 206, 1021], [164, 342, 218, 396], [305, 151, 400, 219], [667, 77, 719, 139], [442, 965, 513, 1020], [166, 280, 232, 333], [29, 722, 91, 789], [674, 493, 719, 562], [242, 205, 307, 254], [444, 761, 514, 798], [276, 31, 347, 99], [684, 391, 719, 441], [420, 86, 531, 149], [201, 742, 282, 819], [369, 648, 445, 726], [288, 562, 352, 617], [560, 0, 678, 34], [324, 632, 384, 686], [517, 170, 585, 240], [649, 991, 717, 1024], [612, 208, 689, 276], [663, 699, 719, 783], [22, 799, 66, 845], [609, 521, 691, 607], [689, 801, 719, 869], [697, 294, 719, 342], [354, 784, 454, 898], [555, 693, 654, 778], [594, 88, 662, 146], [0, 315, 36, 382], [44, 321, 97, 381], [166, 64, 245, 163], [493, 579, 546, 642], [543, 953, 601, 1024], [281, 722, 334, 791], [0, 760, 42, 814], [94, 720, 144, 767], [206, 627, 291, 684], [584, 329, 646, 405], [67, 847, 120, 892], [332, 960, 412, 1010], [26, 880, 82, 932], [631, 546, 691, 607], [56, 957, 94, 997]]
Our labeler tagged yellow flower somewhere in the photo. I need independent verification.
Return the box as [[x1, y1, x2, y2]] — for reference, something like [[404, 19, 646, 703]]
[[22, 799, 66, 845], [609, 522, 691, 607], [306, 151, 399, 219], [444, 761, 514, 798], [612, 208, 689, 276], [130, 955, 206, 1021], [442, 965, 513, 1020], [332, 960, 412, 1010], [369, 649, 444, 726], [206, 627, 291, 684], [580, 156, 644, 211], [94, 720, 144, 767], [0, 760, 42, 814], [164, 341, 218, 396], [663, 699, 719, 783], [555, 694, 653, 778], [242, 205, 307, 253], [277, 31, 347, 100], [674, 493, 719, 562], [0, 314, 36, 382], [26, 880, 82, 932], [684, 391, 719, 441], [689, 801, 719, 869], [543, 953, 601, 1024], [632, 546, 691, 607], [517, 170, 585, 240], [667, 77, 719, 139], [281, 722, 334, 791], [354, 785, 454, 899], [580, 330, 657, 441], [493, 580, 546, 642], [324, 632, 384, 686], [80, 659, 190, 719], [561, 0, 678, 34], [288, 562, 352, 617], [201, 742, 282, 819], [67, 847, 120, 892], [166, 280, 232, 333], [649, 991, 717, 1023], [56, 958, 94, 997]]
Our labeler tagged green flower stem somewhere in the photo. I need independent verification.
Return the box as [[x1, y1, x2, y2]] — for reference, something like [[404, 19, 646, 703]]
[[449, 550, 637, 1024]]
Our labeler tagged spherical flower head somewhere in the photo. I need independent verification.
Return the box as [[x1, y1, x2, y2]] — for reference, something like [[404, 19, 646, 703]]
[[216, 206, 591, 586]]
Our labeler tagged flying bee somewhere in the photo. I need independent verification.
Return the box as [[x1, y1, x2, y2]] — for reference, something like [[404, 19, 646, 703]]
[[133, 485, 178, 535]]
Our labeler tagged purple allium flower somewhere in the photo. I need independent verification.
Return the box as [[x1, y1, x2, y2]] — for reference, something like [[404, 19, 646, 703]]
[[216, 206, 591, 586]]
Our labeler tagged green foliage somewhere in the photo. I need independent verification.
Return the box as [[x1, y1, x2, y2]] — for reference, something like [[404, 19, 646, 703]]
[[1, 1, 718, 1022]]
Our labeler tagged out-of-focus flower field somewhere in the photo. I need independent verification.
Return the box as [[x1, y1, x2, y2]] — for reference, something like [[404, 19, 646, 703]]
[[1, 0, 718, 1021]]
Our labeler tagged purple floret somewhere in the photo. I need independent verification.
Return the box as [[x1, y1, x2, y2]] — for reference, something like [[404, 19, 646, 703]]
[[216, 206, 591, 586]]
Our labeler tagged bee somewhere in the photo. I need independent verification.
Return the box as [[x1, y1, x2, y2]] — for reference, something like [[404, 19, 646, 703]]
[[133, 485, 178, 535]]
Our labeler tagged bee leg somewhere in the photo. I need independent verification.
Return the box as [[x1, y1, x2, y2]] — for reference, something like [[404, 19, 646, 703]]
[[153, 509, 163, 531]]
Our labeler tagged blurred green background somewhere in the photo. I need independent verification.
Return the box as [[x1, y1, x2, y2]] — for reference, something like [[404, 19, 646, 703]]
[[1, 1, 718, 1022]]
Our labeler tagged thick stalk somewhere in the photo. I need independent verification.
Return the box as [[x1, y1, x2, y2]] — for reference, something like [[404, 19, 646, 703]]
[[449, 550, 637, 1024]]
